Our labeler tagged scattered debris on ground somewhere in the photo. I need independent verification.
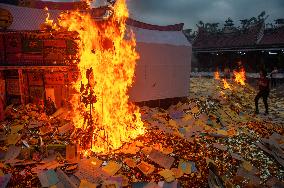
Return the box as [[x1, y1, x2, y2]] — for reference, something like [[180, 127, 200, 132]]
[[0, 78, 283, 187]]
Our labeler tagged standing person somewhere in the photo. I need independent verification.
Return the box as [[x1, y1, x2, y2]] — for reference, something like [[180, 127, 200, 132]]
[[255, 69, 270, 114], [270, 66, 278, 88]]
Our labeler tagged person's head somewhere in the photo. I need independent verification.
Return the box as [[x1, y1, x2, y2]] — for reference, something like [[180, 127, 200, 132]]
[[274, 66, 277, 70]]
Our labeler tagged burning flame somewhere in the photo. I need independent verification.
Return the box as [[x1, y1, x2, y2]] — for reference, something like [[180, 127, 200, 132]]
[[214, 71, 220, 80], [44, 7, 53, 25], [222, 79, 231, 90], [85, 0, 93, 7], [42, 7, 58, 30], [233, 68, 246, 85], [48, 0, 145, 153]]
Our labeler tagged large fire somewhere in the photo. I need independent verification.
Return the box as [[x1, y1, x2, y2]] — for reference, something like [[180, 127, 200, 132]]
[[45, 0, 145, 153], [233, 68, 246, 86]]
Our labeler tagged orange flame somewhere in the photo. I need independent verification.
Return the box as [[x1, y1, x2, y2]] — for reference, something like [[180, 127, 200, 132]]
[[85, 0, 93, 7], [44, 7, 53, 25], [214, 71, 220, 80], [53, 0, 144, 153], [222, 79, 231, 90], [233, 68, 246, 85], [42, 7, 58, 30]]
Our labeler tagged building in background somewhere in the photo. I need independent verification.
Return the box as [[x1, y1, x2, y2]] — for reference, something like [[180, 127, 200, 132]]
[[0, 1, 191, 109], [191, 19, 284, 73]]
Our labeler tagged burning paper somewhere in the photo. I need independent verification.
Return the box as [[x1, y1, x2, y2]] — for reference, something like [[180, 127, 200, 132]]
[[233, 68, 246, 85], [137, 161, 155, 175], [158, 169, 175, 183], [123, 158, 137, 168], [102, 161, 122, 176], [148, 149, 175, 169], [45, 0, 145, 153], [222, 79, 231, 90]]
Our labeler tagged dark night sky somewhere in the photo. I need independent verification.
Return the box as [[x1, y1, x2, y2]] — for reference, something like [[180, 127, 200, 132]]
[[48, 0, 284, 30]]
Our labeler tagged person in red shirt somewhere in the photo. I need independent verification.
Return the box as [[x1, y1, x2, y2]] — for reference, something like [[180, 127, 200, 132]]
[[255, 69, 270, 114]]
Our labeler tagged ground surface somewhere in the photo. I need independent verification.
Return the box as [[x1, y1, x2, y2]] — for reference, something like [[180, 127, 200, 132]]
[[0, 77, 284, 188]]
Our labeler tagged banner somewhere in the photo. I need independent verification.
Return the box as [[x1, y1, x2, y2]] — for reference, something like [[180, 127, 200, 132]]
[[5, 33, 22, 53], [45, 73, 65, 85], [22, 39, 43, 53], [44, 40, 66, 48]]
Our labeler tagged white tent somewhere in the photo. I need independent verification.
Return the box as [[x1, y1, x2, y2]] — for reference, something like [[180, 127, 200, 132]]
[[0, 3, 191, 102], [128, 26, 191, 102]]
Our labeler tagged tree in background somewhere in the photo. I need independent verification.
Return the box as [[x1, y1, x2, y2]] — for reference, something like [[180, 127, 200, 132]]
[[258, 11, 269, 21], [196, 21, 205, 28], [196, 21, 220, 33], [224, 17, 234, 27], [240, 11, 268, 29]]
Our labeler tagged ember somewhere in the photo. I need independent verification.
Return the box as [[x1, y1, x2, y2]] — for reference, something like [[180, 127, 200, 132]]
[[47, 0, 145, 153]]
